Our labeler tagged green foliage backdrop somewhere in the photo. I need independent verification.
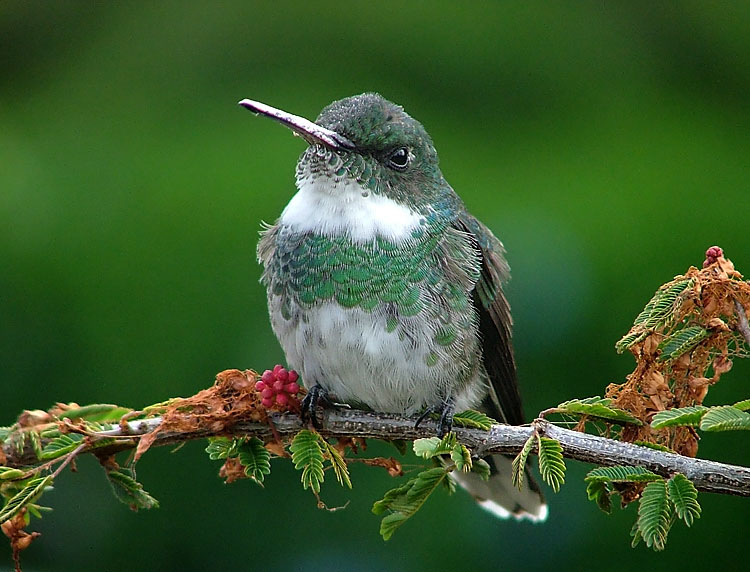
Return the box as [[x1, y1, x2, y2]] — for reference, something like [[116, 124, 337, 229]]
[[2, 2, 749, 570]]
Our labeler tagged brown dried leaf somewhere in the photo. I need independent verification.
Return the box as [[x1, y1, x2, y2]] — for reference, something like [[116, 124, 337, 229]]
[[219, 457, 247, 484], [134, 369, 265, 462]]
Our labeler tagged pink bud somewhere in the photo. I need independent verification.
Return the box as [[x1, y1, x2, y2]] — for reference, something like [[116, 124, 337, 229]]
[[276, 368, 289, 382], [255, 381, 267, 391], [261, 388, 274, 399], [273, 364, 284, 375], [261, 370, 274, 383], [276, 393, 289, 406], [261, 397, 274, 408], [288, 370, 299, 383], [284, 382, 300, 394], [273, 380, 284, 391]]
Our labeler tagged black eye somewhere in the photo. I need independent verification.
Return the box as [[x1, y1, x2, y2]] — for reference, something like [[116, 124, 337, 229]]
[[387, 147, 410, 170]]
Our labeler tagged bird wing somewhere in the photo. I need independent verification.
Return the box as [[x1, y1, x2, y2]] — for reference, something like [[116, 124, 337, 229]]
[[455, 213, 525, 426]]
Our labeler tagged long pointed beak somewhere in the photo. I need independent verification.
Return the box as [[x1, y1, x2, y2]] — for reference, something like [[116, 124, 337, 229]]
[[238, 98, 355, 150]]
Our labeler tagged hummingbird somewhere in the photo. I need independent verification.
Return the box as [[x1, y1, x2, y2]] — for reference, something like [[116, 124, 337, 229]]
[[240, 93, 547, 522]]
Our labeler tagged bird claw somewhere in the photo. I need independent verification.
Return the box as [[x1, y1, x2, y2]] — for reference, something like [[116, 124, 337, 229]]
[[300, 385, 332, 429], [415, 397, 455, 437]]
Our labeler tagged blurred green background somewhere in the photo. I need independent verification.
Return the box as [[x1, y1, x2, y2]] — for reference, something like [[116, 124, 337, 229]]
[[2, 1, 749, 570]]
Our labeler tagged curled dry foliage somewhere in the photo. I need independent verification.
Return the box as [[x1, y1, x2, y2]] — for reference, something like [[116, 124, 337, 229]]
[[608, 249, 750, 459], [134, 369, 270, 460]]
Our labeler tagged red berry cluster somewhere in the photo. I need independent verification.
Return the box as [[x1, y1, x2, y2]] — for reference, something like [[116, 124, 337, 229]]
[[256, 365, 301, 409], [703, 245, 724, 268]]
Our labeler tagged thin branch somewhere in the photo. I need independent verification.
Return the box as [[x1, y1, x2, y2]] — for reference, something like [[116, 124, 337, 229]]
[[5, 408, 748, 497]]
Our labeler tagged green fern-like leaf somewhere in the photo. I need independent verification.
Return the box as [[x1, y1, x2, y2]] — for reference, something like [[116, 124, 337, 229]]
[[699, 406, 750, 431], [290, 430, 325, 493], [205, 437, 234, 460], [616, 279, 695, 353], [586, 479, 612, 514], [372, 466, 449, 540], [105, 469, 159, 511], [318, 437, 352, 489], [615, 331, 649, 353], [39, 433, 84, 461], [585, 465, 661, 484], [733, 398, 750, 412], [450, 443, 472, 472], [0, 476, 53, 524], [637, 480, 672, 551], [630, 519, 643, 548], [554, 396, 643, 426], [637, 279, 694, 328], [413, 437, 442, 459], [657, 326, 710, 361], [511, 434, 535, 489], [650, 406, 709, 429], [585, 465, 662, 515], [57, 404, 133, 422], [0, 467, 26, 481], [667, 474, 700, 527], [453, 409, 496, 430], [29, 431, 43, 461], [537, 437, 565, 493], [237, 438, 272, 485]]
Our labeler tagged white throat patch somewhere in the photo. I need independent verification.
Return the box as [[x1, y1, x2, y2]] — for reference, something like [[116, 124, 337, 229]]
[[279, 177, 422, 243]]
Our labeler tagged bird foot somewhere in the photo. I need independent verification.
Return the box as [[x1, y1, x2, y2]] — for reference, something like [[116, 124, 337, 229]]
[[415, 397, 455, 437], [300, 385, 333, 429]]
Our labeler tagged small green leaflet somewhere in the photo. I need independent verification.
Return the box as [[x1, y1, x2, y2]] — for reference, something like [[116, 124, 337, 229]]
[[318, 438, 352, 489], [238, 438, 272, 485], [636, 480, 671, 551], [290, 430, 325, 494], [667, 474, 701, 527], [585, 465, 661, 484], [39, 433, 84, 461], [205, 437, 234, 460], [733, 398, 750, 412], [537, 437, 565, 493], [615, 331, 648, 353], [650, 406, 708, 429], [413, 437, 443, 459], [372, 466, 450, 541], [412, 432, 458, 459], [586, 479, 612, 514], [0, 467, 26, 481], [634, 279, 693, 329], [657, 326, 710, 361], [0, 426, 12, 442], [588, 468, 701, 551], [585, 465, 661, 515], [29, 431, 43, 460], [57, 404, 133, 422], [554, 396, 642, 426], [450, 443, 472, 472], [412, 433, 471, 472], [0, 476, 54, 524], [105, 469, 159, 511], [452, 409, 496, 430], [699, 406, 750, 431], [511, 434, 535, 490], [616, 279, 694, 353]]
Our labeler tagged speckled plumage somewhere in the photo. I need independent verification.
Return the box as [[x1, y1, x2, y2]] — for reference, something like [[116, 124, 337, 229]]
[[247, 93, 546, 521]]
